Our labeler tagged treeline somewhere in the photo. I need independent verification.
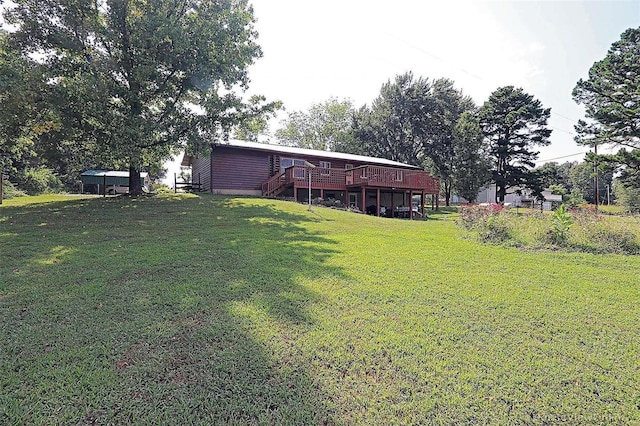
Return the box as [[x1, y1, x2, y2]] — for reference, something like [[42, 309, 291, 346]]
[[272, 28, 640, 211], [275, 78, 551, 206]]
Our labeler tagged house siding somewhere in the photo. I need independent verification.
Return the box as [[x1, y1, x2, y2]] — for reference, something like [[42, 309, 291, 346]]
[[211, 146, 271, 192], [191, 158, 211, 191], [210, 146, 383, 193]]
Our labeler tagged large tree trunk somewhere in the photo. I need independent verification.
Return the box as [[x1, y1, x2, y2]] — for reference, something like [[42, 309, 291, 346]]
[[496, 184, 506, 204], [129, 161, 143, 195]]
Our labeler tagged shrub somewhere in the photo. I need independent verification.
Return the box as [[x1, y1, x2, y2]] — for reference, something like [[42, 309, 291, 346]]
[[614, 180, 640, 213], [151, 183, 173, 194], [458, 204, 511, 243], [16, 167, 63, 195], [2, 179, 27, 199], [548, 204, 573, 246], [456, 203, 640, 255], [565, 188, 586, 208]]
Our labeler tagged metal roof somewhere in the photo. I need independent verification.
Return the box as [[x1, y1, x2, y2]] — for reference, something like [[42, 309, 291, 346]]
[[209, 140, 421, 169], [81, 170, 148, 178]]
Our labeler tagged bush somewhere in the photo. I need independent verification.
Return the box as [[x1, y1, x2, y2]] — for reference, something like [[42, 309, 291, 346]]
[[1, 179, 27, 199], [16, 167, 63, 195], [458, 204, 511, 243], [151, 183, 173, 194], [548, 204, 573, 246], [614, 181, 640, 213]]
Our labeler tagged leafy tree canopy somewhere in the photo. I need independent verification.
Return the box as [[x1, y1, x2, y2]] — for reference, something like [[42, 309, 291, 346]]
[[451, 111, 491, 203], [352, 72, 431, 166], [421, 78, 477, 205], [275, 98, 357, 152], [3, 0, 278, 194]]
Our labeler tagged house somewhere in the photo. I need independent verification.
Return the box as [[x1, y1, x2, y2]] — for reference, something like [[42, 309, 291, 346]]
[[80, 170, 150, 195], [181, 140, 440, 217], [476, 184, 563, 210]]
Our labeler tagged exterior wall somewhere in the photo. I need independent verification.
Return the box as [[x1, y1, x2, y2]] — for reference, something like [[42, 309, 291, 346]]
[[209, 146, 393, 195], [212, 188, 261, 196], [477, 185, 523, 205], [211, 146, 271, 192], [191, 158, 211, 191]]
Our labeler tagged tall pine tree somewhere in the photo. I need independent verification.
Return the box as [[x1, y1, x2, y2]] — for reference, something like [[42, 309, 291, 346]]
[[478, 86, 551, 203]]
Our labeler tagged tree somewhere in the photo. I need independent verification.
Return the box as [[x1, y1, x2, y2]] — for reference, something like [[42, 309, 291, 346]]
[[352, 72, 432, 165], [4, 0, 277, 194], [0, 36, 44, 177], [450, 112, 491, 203], [535, 161, 572, 190], [478, 86, 552, 203], [573, 28, 640, 197], [614, 179, 640, 212], [421, 78, 476, 205], [567, 160, 613, 204], [275, 98, 357, 152], [573, 27, 640, 150]]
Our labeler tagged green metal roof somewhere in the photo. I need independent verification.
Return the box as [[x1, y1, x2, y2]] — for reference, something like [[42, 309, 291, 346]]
[[80, 170, 148, 186]]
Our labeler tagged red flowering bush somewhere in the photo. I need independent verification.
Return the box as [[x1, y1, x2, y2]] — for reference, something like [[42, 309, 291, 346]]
[[458, 204, 510, 243]]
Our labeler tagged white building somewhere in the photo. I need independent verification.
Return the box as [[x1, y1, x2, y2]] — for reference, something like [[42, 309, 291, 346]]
[[476, 185, 563, 210]]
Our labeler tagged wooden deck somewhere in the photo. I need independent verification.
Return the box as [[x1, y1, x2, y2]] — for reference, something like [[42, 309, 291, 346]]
[[262, 165, 439, 197]]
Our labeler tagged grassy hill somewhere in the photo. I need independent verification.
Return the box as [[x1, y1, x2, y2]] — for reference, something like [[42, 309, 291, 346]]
[[1, 194, 639, 424]]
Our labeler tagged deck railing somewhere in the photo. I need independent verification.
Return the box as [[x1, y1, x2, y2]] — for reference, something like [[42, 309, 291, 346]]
[[262, 164, 439, 196], [284, 166, 347, 190], [349, 165, 439, 192], [261, 172, 286, 196]]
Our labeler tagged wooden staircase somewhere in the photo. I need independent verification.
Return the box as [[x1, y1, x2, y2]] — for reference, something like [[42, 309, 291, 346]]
[[261, 173, 287, 197]]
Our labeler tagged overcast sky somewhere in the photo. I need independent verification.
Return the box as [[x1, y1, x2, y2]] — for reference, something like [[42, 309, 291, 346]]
[[245, 0, 640, 165]]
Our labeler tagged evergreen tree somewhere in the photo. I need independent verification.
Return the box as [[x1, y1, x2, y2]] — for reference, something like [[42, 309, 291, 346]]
[[478, 86, 552, 203], [573, 27, 640, 194]]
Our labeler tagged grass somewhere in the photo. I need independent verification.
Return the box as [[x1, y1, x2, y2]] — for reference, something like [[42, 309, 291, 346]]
[[1, 194, 640, 424]]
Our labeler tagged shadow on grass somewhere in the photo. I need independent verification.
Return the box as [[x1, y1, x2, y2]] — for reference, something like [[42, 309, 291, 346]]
[[0, 194, 345, 424]]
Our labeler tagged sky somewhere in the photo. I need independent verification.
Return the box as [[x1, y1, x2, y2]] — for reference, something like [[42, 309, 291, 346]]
[[239, 0, 640, 166]]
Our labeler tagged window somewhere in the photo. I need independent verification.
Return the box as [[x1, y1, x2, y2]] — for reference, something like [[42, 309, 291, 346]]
[[319, 161, 331, 176], [280, 158, 307, 179], [280, 158, 306, 171]]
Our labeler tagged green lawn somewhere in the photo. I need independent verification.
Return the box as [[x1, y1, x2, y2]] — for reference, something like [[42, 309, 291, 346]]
[[1, 194, 639, 424]]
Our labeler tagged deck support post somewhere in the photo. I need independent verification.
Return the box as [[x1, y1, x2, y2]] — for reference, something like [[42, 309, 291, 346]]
[[409, 190, 414, 219], [361, 187, 366, 214], [391, 190, 395, 219], [376, 188, 381, 217], [421, 191, 425, 218]]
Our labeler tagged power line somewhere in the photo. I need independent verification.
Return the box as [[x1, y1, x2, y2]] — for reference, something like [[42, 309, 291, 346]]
[[551, 111, 580, 124], [382, 30, 586, 130], [534, 151, 587, 164], [548, 125, 575, 136]]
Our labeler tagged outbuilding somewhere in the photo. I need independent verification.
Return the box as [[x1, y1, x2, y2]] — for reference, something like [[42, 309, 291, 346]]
[[80, 170, 149, 195]]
